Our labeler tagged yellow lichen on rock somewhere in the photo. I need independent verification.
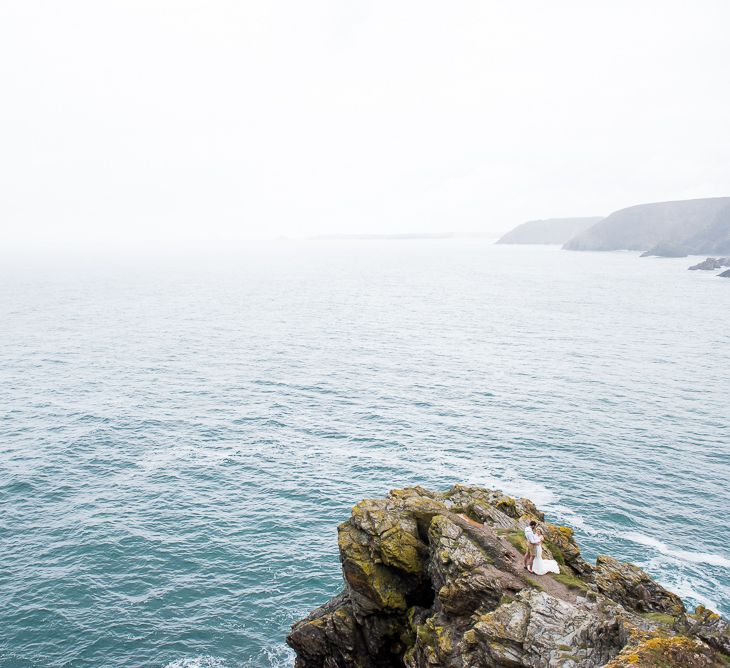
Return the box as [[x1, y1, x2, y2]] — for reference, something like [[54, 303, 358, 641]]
[[606, 635, 726, 667], [379, 527, 425, 574], [337, 522, 409, 612]]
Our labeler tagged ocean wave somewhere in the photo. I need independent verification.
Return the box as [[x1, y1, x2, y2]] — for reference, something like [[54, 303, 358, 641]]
[[621, 531, 730, 568]]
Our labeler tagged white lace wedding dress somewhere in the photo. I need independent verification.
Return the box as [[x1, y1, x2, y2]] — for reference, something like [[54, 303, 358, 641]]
[[531, 544, 560, 575]]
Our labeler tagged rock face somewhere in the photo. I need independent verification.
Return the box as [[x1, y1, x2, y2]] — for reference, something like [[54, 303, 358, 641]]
[[720, 269, 730, 278], [287, 485, 730, 668], [688, 257, 730, 270], [496, 218, 603, 245], [564, 197, 730, 256]]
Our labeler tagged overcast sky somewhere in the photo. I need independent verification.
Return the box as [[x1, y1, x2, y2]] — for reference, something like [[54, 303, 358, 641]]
[[2, 1, 729, 245]]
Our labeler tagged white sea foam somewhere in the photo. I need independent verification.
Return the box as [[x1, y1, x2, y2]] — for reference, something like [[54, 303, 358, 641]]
[[622, 532, 730, 569], [666, 578, 720, 612], [165, 656, 227, 668], [548, 505, 597, 535], [241, 644, 296, 667], [468, 468, 557, 507]]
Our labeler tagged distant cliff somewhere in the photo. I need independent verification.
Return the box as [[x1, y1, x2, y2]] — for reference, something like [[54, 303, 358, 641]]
[[564, 197, 730, 256], [287, 485, 729, 667], [497, 218, 603, 245]]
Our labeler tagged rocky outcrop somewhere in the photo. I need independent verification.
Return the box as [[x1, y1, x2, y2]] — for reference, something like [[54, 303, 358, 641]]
[[460, 590, 626, 667], [720, 269, 730, 278], [287, 485, 729, 668], [687, 605, 730, 654], [497, 218, 603, 245], [688, 257, 730, 270], [564, 197, 730, 256], [593, 555, 685, 617]]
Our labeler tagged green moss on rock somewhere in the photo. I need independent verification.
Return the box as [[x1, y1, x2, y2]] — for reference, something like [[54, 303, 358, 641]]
[[552, 572, 589, 592], [506, 530, 528, 552]]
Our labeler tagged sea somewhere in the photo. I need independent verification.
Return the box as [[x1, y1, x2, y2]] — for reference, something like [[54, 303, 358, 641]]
[[1, 239, 728, 667]]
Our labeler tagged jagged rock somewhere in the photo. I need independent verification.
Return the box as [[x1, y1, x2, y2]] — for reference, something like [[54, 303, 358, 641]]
[[287, 592, 377, 667], [605, 636, 725, 667], [593, 555, 685, 617], [688, 257, 730, 270], [287, 485, 729, 668], [464, 590, 627, 667], [427, 515, 523, 616], [337, 498, 431, 617], [541, 523, 593, 576], [439, 484, 544, 524], [686, 605, 730, 654]]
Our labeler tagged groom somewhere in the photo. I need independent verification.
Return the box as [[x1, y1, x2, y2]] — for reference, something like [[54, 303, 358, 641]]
[[523, 520, 541, 572]]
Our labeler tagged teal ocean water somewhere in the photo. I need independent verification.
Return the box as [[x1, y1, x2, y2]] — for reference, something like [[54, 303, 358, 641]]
[[1, 240, 729, 667]]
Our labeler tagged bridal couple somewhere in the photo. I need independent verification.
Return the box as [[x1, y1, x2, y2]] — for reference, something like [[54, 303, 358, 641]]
[[522, 520, 560, 575]]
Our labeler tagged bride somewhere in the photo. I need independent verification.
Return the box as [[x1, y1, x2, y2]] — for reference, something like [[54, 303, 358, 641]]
[[531, 529, 560, 575]]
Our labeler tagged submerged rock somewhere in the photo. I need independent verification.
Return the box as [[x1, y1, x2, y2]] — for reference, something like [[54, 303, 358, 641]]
[[287, 485, 729, 667]]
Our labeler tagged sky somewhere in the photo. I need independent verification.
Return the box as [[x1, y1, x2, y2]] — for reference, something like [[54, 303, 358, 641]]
[[2, 0, 730, 245]]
